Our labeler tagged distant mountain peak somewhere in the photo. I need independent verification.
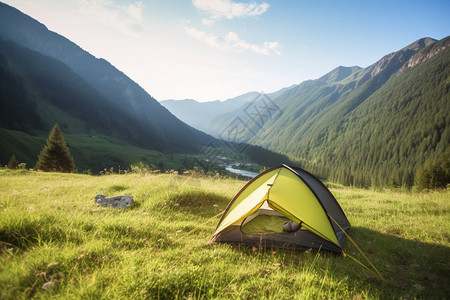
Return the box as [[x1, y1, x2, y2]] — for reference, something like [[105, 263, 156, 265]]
[[359, 37, 439, 79], [400, 36, 450, 72], [400, 37, 437, 52]]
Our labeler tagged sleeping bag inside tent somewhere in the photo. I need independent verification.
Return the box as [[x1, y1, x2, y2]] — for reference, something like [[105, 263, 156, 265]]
[[210, 164, 351, 253]]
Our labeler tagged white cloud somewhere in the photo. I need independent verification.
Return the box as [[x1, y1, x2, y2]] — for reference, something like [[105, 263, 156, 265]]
[[184, 25, 281, 55], [126, 1, 144, 20], [193, 0, 269, 24], [76, 0, 145, 35], [201, 18, 215, 26]]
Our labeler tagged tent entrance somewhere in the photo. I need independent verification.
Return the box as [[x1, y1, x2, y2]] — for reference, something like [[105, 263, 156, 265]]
[[240, 201, 297, 235], [241, 214, 290, 235]]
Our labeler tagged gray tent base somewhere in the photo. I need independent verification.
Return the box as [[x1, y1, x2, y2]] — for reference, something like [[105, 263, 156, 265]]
[[212, 225, 349, 253]]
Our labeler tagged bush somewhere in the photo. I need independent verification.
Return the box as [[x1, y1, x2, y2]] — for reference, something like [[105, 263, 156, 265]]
[[415, 150, 450, 190], [7, 154, 19, 169]]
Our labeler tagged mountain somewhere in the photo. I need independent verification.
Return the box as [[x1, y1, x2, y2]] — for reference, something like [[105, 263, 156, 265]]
[[0, 37, 160, 142], [0, 2, 212, 154], [0, 2, 218, 170], [250, 37, 449, 187], [0, 36, 175, 169], [162, 36, 449, 188], [160, 87, 295, 136]]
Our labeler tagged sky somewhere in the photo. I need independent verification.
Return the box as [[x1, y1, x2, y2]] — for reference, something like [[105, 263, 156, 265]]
[[3, 0, 450, 102]]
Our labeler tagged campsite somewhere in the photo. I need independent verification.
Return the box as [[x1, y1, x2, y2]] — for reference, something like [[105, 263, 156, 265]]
[[0, 168, 448, 299], [0, 1, 449, 299]]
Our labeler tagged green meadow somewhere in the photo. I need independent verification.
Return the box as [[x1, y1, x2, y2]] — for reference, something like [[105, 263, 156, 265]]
[[0, 169, 448, 299]]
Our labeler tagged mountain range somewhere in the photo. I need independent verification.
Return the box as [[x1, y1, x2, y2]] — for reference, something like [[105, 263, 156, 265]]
[[0, 1, 448, 187], [162, 36, 450, 187], [160, 87, 294, 135]]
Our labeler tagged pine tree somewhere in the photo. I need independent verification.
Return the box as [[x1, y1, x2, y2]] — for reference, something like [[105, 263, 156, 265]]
[[7, 154, 19, 169], [36, 124, 75, 172]]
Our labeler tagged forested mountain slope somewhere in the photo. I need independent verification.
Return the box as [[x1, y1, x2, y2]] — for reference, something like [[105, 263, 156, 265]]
[[0, 36, 193, 169], [252, 37, 450, 187], [0, 2, 212, 152], [159, 36, 449, 187], [0, 38, 162, 142]]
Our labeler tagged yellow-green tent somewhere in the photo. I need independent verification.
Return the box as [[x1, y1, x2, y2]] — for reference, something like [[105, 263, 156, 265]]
[[211, 165, 350, 253]]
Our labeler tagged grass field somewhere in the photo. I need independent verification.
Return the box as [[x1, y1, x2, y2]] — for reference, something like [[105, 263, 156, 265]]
[[0, 128, 194, 173], [0, 169, 449, 299]]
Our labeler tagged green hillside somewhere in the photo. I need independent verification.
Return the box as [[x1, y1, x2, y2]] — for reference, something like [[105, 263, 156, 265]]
[[0, 129, 45, 167], [0, 170, 448, 298], [0, 3, 226, 172], [0, 128, 192, 173], [251, 37, 450, 188]]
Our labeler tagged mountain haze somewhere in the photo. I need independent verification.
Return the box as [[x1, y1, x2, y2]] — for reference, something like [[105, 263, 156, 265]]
[[160, 87, 295, 136], [160, 92, 260, 131]]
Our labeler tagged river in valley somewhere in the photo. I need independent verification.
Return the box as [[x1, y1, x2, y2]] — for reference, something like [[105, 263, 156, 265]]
[[225, 165, 259, 178]]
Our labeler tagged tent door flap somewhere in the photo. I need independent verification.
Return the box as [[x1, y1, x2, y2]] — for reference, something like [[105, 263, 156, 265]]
[[241, 214, 291, 235]]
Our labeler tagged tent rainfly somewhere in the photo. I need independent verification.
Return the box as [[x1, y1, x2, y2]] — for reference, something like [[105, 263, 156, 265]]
[[210, 165, 351, 253]]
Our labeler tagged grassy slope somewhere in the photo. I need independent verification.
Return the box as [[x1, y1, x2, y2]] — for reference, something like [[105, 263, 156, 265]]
[[0, 128, 188, 172], [0, 170, 448, 299]]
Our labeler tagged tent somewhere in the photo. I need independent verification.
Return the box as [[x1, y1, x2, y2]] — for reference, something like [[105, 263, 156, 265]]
[[210, 164, 351, 253]]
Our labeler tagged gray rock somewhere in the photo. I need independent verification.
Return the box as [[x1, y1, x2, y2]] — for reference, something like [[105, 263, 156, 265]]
[[95, 194, 133, 209]]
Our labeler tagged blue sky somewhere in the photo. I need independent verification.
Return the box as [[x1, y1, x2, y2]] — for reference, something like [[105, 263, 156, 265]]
[[3, 0, 450, 102]]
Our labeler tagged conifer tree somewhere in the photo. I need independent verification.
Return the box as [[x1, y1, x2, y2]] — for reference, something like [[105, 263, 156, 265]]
[[7, 154, 19, 169], [36, 124, 75, 172]]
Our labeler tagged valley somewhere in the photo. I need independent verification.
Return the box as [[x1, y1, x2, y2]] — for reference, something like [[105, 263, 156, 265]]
[[0, 1, 448, 189]]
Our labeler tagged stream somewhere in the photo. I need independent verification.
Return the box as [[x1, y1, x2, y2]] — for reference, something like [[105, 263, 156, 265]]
[[225, 165, 259, 178]]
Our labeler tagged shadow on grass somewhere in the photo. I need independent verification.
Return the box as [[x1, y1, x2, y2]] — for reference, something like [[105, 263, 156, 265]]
[[346, 226, 450, 298], [216, 226, 450, 299], [159, 190, 229, 216]]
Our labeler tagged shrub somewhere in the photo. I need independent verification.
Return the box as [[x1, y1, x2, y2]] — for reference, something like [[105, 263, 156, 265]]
[[7, 153, 19, 169], [415, 150, 450, 190]]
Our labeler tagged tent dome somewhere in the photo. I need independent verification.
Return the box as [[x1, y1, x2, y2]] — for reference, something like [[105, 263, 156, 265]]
[[210, 164, 351, 253]]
